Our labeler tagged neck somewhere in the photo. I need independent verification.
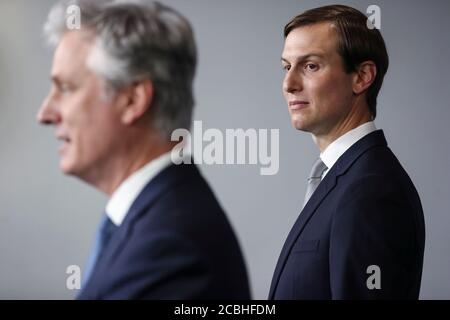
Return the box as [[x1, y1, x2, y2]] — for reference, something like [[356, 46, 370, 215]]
[[82, 131, 176, 196], [313, 103, 372, 153]]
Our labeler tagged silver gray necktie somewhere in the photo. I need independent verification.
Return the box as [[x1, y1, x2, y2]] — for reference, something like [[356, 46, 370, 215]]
[[303, 158, 328, 208]]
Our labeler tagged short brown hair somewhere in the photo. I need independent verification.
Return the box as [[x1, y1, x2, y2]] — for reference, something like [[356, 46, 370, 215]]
[[285, 5, 388, 119]]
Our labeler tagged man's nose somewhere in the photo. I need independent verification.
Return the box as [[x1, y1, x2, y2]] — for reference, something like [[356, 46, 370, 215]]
[[283, 69, 303, 94], [37, 94, 60, 125]]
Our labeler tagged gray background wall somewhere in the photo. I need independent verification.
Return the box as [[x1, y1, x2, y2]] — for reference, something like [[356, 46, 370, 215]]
[[0, 0, 449, 299]]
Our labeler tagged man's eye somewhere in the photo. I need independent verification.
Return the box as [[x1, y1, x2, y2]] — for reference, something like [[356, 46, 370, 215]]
[[282, 65, 291, 71], [59, 84, 71, 93], [305, 63, 318, 71]]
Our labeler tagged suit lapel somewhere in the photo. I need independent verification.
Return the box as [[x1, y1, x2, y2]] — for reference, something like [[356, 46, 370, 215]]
[[104, 162, 198, 261], [269, 130, 388, 298], [268, 169, 338, 298], [81, 163, 198, 297]]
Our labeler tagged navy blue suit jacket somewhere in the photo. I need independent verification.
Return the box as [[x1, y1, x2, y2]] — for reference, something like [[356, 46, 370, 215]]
[[78, 163, 250, 299], [269, 130, 425, 299]]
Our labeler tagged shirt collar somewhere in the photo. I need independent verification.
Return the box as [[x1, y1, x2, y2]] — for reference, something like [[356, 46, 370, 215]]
[[320, 121, 377, 175], [106, 151, 174, 226]]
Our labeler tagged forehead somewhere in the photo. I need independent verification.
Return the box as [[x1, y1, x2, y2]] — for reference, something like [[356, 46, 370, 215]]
[[51, 31, 94, 79], [282, 22, 339, 60]]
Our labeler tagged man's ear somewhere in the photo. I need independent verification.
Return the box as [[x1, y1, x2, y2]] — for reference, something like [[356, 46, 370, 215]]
[[120, 79, 154, 125], [352, 61, 377, 95]]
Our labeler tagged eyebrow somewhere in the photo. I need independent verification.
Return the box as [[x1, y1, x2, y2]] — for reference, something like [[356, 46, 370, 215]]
[[281, 53, 325, 64], [50, 75, 72, 88]]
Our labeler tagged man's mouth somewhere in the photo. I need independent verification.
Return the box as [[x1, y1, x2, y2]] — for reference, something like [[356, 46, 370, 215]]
[[56, 134, 71, 153], [289, 100, 309, 110], [56, 134, 71, 143], [58, 136, 71, 142]]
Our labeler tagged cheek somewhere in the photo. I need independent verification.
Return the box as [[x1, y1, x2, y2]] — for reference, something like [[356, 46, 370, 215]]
[[310, 73, 352, 105], [65, 97, 113, 149], [73, 115, 119, 168], [79, 103, 116, 142], [306, 77, 331, 106], [61, 91, 95, 126], [87, 103, 122, 146]]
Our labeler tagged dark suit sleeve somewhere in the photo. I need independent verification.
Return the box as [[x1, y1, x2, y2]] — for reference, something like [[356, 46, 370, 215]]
[[106, 231, 211, 299], [329, 174, 416, 299]]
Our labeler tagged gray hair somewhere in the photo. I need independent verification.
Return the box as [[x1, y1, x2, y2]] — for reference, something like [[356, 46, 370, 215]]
[[44, 0, 197, 138]]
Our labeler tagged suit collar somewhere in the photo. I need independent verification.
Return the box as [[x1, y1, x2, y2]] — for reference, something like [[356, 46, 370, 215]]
[[80, 162, 199, 298], [106, 152, 174, 226], [320, 121, 377, 175], [106, 162, 199, 261], [269, 130, 388, 299], [122, 162, 198, 227], [332, 129, 387, 177]]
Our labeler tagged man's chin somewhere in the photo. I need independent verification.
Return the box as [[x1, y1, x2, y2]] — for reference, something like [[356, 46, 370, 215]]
[[59, 160, 77, 176], [291, 118, 310, 132]]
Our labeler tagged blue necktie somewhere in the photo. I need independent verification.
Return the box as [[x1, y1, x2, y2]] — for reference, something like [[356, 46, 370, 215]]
[[82, 214, 117, 288]]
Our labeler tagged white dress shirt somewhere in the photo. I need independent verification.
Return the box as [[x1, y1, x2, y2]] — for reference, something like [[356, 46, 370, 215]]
[[320, 121, 377, 178], [106, 152, 174, 226]]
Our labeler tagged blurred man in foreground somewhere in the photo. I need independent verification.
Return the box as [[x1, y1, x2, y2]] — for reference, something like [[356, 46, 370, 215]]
[[38, 0, 250, 300]]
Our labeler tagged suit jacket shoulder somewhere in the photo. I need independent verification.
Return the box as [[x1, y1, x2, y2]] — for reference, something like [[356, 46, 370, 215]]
[[79, 163, 250, 300], [270, 130, 425, 299]]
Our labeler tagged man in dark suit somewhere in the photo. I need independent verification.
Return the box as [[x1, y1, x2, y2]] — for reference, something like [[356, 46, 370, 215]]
[[270, 5, 425, 299], [37, 0, 250, 299]]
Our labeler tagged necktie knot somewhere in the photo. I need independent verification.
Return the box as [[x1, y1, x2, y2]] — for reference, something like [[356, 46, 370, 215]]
[[303, 158, 328, 208], [308, 157, 328, 180], [98, 215, 117, 248]]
